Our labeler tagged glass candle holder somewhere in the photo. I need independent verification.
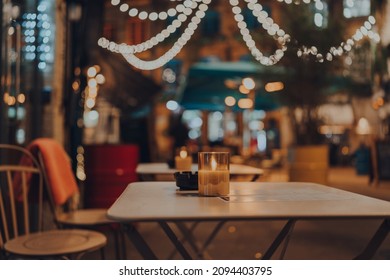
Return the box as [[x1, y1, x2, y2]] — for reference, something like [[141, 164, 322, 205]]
[[198, 152, 230, 196], [175, 146, 193, 171]]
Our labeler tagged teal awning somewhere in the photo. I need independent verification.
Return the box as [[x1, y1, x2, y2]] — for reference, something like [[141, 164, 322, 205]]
[[178, 61, 286, 111]]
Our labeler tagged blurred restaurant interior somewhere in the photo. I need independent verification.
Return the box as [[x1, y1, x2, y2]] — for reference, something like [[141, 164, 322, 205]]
[[1, 0, 390, 260]]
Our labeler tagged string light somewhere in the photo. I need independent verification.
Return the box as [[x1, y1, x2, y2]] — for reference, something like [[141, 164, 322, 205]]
[[100, 0, 208, 70], [296, 16, 380, 62], [99, 0, 380, 70], [111, 0, 201, 21], [277, 0, 323, 4], [99, 1, 201, 55], [231, 0, 289, 65]]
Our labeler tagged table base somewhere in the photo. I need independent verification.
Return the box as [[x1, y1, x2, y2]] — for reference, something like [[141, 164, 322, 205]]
[[122, 218, 390, 260]]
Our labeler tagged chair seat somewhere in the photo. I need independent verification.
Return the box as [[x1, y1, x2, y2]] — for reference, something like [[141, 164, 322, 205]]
[[57, 209, 115, 227], [4, 229, 107, 257]]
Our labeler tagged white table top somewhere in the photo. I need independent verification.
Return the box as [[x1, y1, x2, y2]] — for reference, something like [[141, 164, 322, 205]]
[[107, 182, 390, 222], [136, 163, 264, 176]]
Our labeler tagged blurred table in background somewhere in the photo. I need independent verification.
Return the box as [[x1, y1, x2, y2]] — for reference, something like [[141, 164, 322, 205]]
[[136, 162, 264, 182]]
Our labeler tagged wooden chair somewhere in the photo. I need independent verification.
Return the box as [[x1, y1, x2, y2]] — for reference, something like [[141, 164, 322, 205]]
[[0, 144, 107, 259], [30, 138, 126, 259]]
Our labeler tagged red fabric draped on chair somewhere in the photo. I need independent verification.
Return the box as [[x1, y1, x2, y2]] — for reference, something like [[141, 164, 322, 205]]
[[14, 138, 78, 205]]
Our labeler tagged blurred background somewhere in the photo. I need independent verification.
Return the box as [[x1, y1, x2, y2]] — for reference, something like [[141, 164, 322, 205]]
[[1, 0, 390, 191]]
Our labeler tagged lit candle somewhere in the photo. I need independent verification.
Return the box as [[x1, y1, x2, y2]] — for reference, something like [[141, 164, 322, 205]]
[[175, 149, 192, 171], [198, 152, 230, 196]]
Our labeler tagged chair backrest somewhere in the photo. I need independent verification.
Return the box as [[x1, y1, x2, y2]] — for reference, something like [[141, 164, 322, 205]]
[[0, 144, 44, 249], [30, 138, 80, 219]]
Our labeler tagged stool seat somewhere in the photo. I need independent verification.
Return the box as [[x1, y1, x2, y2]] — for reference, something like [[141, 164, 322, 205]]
[[57, 209, 116, 227]]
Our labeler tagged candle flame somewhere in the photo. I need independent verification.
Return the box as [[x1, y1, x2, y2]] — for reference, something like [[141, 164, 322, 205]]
[[179, 150, 187, 158], [211, 157, 217, 171]]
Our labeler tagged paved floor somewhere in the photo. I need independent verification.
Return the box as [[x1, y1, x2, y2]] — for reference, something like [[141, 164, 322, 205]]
[[85, 167, 390, 260]]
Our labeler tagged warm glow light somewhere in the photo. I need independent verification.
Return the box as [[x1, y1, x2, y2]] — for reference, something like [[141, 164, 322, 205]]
[[239, 84, 250, 94], [242, 77, 255, 90], [74, 67, 81, 76], [77, 146, 84, 153], [225, 96, 236, 107], [179, 150, 188, 158], [265, 82, 284, 92], [319, 125, 345, 135], [166, 100, 179, 111], [96, 74, 106, 84], [76, 170, 86, 181], [238, 98, 253, 109], [88, 78, 97, 88], [72, 81, 80, 91], [224, 79, 238, 89], [119, 3, 129, 12], [211, 157, 217, 171], [88, 87, 98, 97], [356, 117, 371, 135], [86, 98, 96, 108], [3, 92, 9, 103], [87, 66, 97, 77], [254, 252, 262, 259], [8, 26, 15, 36], [76, 154, 84, 162], [228, 226, 236, 233], [7, 96, 16, 106], [341, 146, 349, 155], [249, 120, 264, 131], [17, 93, 26, 104], [84, 110, 99, 128]]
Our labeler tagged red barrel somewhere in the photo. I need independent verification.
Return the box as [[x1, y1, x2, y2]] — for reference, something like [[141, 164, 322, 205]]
[[84, 144, 139, 208]]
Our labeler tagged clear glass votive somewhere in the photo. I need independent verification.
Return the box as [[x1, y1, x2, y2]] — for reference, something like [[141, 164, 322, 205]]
[[175, 146, 193, 171], [198, 152, 230, 196]]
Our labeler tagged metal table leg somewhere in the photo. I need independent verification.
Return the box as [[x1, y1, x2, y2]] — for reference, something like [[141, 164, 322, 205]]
[[167, 222, 199, 259], [251, 174, 260, 182], [355, 218, 390, 260], [169, 220, 226, 259], [159, 221, 192, 260], [262, 219, 296, 260], [174, 222, 203, 258], [200, 221, 226, 254], [123, 223, 158, 260]]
